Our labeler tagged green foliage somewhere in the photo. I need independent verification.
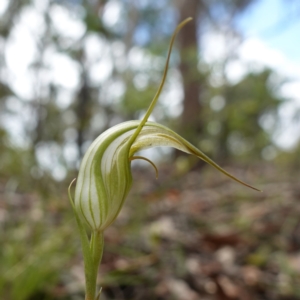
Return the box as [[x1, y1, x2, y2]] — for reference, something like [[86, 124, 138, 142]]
[[201, 69, 283, 160], [0, 195, 76, 300]]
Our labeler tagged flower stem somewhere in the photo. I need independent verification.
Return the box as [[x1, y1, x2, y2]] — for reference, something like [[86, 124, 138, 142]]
[[85, 230, 104, 300]]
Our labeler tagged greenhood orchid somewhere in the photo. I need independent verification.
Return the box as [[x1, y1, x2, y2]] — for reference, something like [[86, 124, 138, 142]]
[[74, 119, 259, 232], [69, 18, 259, 300]]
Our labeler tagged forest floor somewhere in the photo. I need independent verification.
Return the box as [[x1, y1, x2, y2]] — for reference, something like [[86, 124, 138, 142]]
[[1, 161, 300, 300], [97, 162, 300, 300]]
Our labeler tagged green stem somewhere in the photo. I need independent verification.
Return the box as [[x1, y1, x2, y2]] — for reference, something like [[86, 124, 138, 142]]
[[92, 231, 104, 275], [85, 230, 104, 300]]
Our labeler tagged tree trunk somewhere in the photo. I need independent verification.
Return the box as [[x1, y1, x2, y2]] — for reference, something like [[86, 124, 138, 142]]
[[178, 0, 202, 144], [76, 72, 91, 158]]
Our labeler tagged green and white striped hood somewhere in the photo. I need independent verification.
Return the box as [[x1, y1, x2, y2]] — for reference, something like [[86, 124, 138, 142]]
[[75, 120, 258, 231]]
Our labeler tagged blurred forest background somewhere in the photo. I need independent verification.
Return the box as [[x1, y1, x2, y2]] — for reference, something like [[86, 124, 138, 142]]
[[1, 0, 300, 299]]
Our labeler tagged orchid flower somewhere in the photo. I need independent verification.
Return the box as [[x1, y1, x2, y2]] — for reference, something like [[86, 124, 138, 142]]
[[68, 18, 259, 300]]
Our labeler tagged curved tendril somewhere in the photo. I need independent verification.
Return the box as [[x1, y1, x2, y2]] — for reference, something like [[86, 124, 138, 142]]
[[68, 178, 77, 209], [128, 17, 193, 147], [130, 156, 159, 179]]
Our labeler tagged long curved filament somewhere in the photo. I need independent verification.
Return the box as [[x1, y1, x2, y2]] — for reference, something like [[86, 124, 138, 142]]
[[128, 17, 193, 146], [130, 156, 159, 179]]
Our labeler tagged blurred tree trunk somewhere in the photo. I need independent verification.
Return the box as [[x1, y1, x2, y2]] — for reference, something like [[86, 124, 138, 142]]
[[177, 0, 202, 144], [77, 70, 91, 158]]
